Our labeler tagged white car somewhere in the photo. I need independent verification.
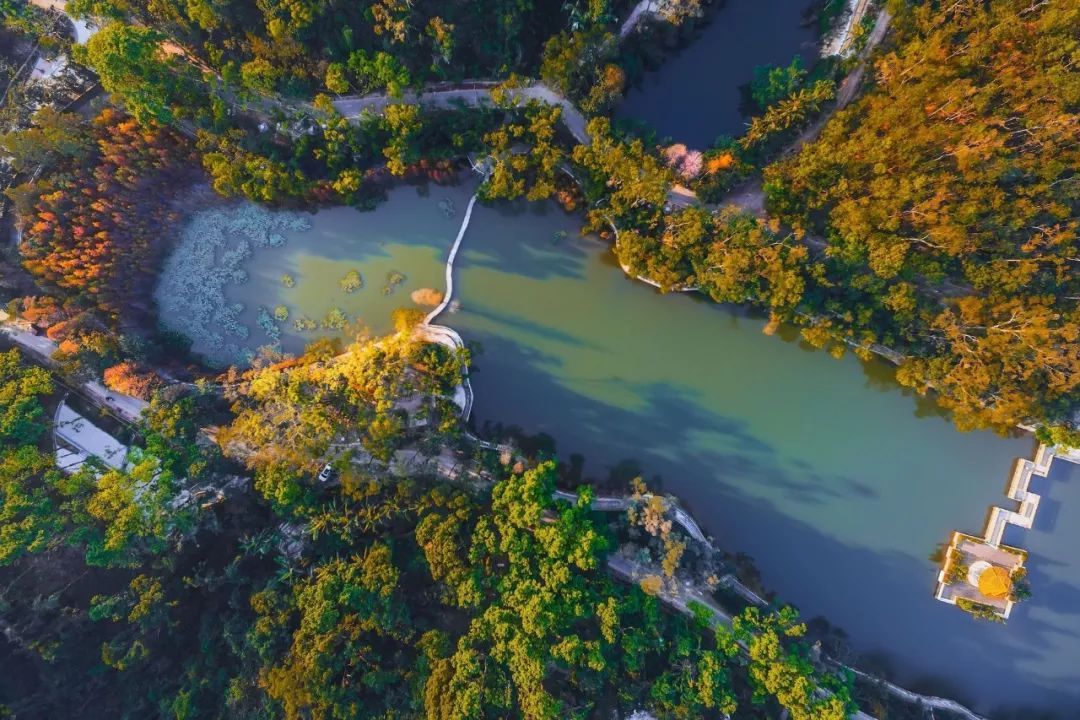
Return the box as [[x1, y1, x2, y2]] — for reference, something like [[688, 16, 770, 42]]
[[317, 463, 335, 483]]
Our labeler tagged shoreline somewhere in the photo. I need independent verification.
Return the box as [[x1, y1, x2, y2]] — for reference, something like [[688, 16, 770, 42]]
[[410, 176, 1033, 720]]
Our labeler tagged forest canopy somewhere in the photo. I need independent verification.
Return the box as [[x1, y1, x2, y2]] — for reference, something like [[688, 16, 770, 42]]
[[762, 0, 1079, 431]]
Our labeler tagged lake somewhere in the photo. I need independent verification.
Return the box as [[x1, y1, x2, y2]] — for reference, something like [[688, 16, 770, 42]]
[[158, 182, 1080, 716], [446, 198, 1080, 717]]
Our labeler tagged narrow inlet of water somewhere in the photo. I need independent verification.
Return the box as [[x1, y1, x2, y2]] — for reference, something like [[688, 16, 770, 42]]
[[616, 0, 821, 147]]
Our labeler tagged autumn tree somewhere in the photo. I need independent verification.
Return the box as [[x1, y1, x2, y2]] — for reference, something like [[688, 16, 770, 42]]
[[103, 361, 162, 400], [12, 109, 197, 325], [763, 0, 1080, 431], [481, 101, 565, 202]]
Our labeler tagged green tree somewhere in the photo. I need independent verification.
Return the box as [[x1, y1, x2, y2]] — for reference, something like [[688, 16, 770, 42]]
[[751, 55, 806, 108], [0, 108, 92, 173], [75, 22, 198, 124], [719, 607, 853, 720], [0, 349, 53, 446]]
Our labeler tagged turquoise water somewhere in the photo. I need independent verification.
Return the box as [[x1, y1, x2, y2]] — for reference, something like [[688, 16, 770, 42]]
[[445, 199, 1079, 717], [159, 186, 1080, 715]]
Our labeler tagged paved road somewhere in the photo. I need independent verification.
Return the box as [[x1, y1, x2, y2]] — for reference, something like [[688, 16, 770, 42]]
[[333, 82, 591, 145], [1, 323, 148, 423]]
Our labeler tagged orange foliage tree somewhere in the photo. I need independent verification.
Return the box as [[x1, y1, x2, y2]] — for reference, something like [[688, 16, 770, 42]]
[[14, 109, 197, 327], [103, 361, 162, 400]]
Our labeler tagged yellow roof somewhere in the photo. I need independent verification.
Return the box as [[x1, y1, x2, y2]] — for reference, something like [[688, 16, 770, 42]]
[[978, 566, 1012, 600]]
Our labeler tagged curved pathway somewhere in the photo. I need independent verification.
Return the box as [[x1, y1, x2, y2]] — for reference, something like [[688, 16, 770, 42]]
[[333, 82, 590, 145], [417, 164, 493, 421], [588, 492, 989, 720], [552, 488, 710, 544]]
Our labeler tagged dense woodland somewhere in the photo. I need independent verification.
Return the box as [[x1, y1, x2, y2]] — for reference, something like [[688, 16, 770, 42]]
[[575, 0, 1079, 436], [0, 337, 860, 720], [6, 109, 197, 325], [0, 0, 1077, 717], [764, 0, 1079, 433], [69, 0, 570, 95]]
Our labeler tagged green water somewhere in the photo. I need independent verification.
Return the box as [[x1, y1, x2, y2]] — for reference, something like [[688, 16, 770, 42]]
[[162, 183, 476, 365], [446, 199, 1079, 717], [159, 187, 1080, 715]]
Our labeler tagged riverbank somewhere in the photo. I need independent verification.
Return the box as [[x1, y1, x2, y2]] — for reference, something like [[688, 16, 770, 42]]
[[443, 200, 1077, 715]]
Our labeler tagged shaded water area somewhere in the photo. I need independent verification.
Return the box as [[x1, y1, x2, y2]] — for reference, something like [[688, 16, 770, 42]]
[[157, 182, 476, 365], [157, 185, 1080, 715], [616, 0, 821, 147], [445, 199, 1080, 717]]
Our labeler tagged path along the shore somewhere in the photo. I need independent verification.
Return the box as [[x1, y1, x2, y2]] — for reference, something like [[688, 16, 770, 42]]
[[333, 82, 590, 146], [1, 323, 148, 424]]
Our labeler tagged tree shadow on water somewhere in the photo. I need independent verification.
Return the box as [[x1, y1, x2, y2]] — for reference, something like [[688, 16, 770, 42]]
[[463, 304, 605, 352], [461, 200, 589, 282], [461, 326, 1080, 717]]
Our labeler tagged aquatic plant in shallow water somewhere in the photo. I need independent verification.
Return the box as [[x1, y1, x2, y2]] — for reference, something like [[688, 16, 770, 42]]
[[257, 306, 282, 341], [322, 308, 348, 330], [384, 271, 406, 295], [437, 197, 455, 218], [339, 270, 363, 293], [155, 203, 310, 365], [293, 316, 317, 332]]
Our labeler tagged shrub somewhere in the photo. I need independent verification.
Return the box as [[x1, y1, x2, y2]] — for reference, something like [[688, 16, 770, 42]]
[[1011, 568, 1032, 602], [945, 552, 969, 585], [383, 271, 406, 295], [339, 270, 363, 293], [256, 307, 281, 341], [293, 316, 317, 332], [103, 361, 162, 400], [639, 575, 663, 596], [956, 598, 1004, 623], [321, 308, 348, 330], [410, 288, 444, 307]]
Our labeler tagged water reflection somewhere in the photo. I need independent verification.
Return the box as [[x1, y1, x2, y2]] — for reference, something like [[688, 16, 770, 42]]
[[450, 199, 1078, 715]]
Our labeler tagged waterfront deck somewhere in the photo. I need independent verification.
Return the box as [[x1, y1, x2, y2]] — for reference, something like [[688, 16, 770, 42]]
[[935, 443, 1077, 620]]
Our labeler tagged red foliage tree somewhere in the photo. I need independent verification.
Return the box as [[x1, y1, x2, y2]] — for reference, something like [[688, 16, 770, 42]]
[[16, 109, 197, 327], [103, 361, 162, 400]]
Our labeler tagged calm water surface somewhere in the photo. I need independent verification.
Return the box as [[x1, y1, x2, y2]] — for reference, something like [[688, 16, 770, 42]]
[[160, 184, 1080, 715], [445, 200, 1080, 716], [164, 183, 476, 364], [616, 0, 821, 147]]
